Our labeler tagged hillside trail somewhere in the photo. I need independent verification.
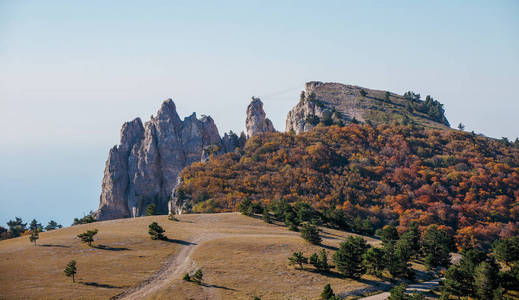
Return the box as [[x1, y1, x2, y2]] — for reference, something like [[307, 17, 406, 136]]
[[114, 232, 296, 300]]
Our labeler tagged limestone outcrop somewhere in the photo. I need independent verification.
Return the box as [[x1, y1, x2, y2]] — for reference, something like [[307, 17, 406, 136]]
[[286, 81, 450, 134], [97, 99, 224, 220], [245, 97, 275, 137]]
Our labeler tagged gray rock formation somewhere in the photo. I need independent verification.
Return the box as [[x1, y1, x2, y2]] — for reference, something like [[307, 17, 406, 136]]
[[97, 99, 224, 220], [245, 97, 275, 137], [286, 81, 450, 133]]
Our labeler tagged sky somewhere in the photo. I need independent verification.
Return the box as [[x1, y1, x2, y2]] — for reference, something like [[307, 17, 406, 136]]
[[1, 0, 518, 227]]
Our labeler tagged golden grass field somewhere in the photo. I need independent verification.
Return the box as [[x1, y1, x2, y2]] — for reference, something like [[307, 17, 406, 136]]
[[0, 213, 394, 300]]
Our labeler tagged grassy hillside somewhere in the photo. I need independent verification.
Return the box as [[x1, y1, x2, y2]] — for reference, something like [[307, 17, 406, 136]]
[[0, 213, 394, 300], [176, 124, 519, 249]]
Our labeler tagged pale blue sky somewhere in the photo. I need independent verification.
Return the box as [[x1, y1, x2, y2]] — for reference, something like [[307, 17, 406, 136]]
[[1, 0, 518, 226]]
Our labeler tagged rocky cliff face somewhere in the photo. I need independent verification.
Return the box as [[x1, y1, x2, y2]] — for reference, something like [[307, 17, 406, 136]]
[[286, 81, 450, 134], [97, 99, 225, 220], [246, 97, 275, 137]]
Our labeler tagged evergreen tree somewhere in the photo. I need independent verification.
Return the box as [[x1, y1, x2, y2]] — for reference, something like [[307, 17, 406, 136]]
[[239, 198, 253, 216], [64, 260, 77, 283], [381, 224, 399, 246], [192, 268, 203, 284], [29, 230, 39, 246], [300, 223, 321, 245], [359, 90, 367, 97], [182, 273, 190, 281], [321, 284, 335, 299], [493, 236, 519, 267], [7, 217, 26, 237], [288, 251, 308, 270], [145, 203, 156, 216], [363, 247, 385, 277], [388, 283, 407, 300], [458, 123, 465, 131], [421, 225, 453, 269], [310, 249, 331, 272], [474, 260, 499, 300], [262, 208, 272, 224], [385, 244, 413, 279], [443, 264, 472, 299], [333, 236, 369, 278], [29, 219, 43, 232], [385, 91, 391, 102], [77, 229, 98, 247], [148, 222, 167, 240], [45, 220, 62, 231]]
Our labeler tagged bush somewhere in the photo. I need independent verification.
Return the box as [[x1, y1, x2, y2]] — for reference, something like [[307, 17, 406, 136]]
[[182, 273, 190, 281]]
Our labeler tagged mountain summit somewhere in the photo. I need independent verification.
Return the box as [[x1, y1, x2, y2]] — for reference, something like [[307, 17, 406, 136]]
[[286, 81, 450, 134]]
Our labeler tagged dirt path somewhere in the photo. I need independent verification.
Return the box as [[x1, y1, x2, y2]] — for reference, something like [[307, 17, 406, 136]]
[[359, 278, 442, 300], [114, 232, 296, 300]]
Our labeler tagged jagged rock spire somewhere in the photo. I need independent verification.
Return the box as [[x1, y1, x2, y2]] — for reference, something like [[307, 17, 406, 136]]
[[97, 98, 223, 220], [245, 97, 275, 137]]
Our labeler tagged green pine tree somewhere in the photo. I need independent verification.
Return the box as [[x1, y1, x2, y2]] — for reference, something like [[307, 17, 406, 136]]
[[474, 261, 499, 300], [64, 260, 77, 283], [300, 223, 321, 245], [77, 229, 98, 247], [148, 222, 167, 240], [29, 230, 39, 246], [288, 251, 308, 270], [333, 236, 369, 278], [321, 284, 335, 299], [192, 268, 203, 284], [146, 203, 156, 216]]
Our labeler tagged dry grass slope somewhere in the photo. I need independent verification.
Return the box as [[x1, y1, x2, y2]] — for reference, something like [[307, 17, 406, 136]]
[[1, 213, 387, 300]]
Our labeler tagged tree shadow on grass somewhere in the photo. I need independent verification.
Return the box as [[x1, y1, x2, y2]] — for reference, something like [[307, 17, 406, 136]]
[[81, 281, 124, 289], [39, 244, 70, 248], [319, 243, 338, 251], [306, 268, 344, 279], [164, 238, 197, 246], [201, 283, 237, 291], [94, 244, 130, 251], [356, 277, 393, 290]]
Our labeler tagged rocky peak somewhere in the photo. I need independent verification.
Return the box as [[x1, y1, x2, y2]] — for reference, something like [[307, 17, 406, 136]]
[[245, 97, 275, 137], [286, 81, 450, 134], [97, 98, 224, 220]]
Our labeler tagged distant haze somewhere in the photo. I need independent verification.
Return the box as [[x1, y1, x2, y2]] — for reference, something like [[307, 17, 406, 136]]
[[1, 0, 518, 226]]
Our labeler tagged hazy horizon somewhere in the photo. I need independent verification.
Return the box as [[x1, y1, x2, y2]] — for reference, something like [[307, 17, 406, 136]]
[[1, 0, 518, 226]]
